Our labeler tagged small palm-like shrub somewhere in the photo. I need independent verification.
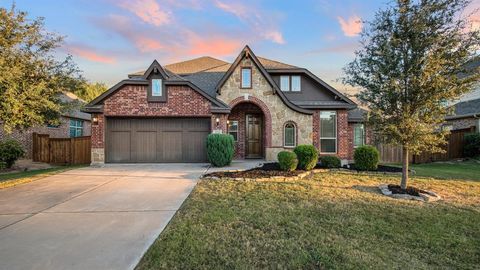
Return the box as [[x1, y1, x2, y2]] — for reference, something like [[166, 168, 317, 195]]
[[293, 144, 318, 171], [206, 134, 235, 167], [0, 139, 25, 168], [354, 145, 379, 171], [319, 155, 341, 168], [463, 133, 480, 158], [277, 151, 298, 172]]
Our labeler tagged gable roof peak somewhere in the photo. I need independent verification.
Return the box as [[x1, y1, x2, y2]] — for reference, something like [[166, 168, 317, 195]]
[[143, 59, 169, 79]]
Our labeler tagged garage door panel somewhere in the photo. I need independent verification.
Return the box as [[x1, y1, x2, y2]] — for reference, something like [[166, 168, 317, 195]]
[[183, 131, 209, 162], [108, 132, 131, 162], [160, 132, 183, 162], [107, 118, 209, 163], [133, 131, 156, 162]]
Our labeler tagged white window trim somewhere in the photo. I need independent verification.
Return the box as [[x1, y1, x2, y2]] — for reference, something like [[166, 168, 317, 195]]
[[152, 79, 162, 96], [283, 122, 296, 148], [319, 111, 337, 154], [280, 75, 290, 92], [291, 76, 301, 92], [228, 120, 239, 142]]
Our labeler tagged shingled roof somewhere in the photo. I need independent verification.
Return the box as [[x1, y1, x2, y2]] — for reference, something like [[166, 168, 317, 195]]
[[128, 55, 296, 78]]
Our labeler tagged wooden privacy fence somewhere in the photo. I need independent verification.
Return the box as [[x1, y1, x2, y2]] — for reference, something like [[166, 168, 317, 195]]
[[376, 128, 474, 164], [32, 133, 91, 165]]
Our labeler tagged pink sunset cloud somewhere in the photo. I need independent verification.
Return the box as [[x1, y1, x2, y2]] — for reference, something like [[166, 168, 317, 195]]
[[186, 32, 242, 56], [213, 0, 285, 44], [115, 0, 171, 26], [337, 15, 362, 37], [67, 45, 116, 64]]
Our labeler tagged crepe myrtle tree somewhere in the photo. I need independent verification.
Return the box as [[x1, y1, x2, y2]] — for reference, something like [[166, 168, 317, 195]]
[[0, 4, 85, 133], [344, 0, 480, 189]]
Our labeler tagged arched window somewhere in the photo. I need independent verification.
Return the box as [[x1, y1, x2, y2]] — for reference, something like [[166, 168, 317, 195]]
[[284, 122, 296, 147]]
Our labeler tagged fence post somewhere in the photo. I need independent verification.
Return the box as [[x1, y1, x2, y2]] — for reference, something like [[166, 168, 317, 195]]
[[70, 137, 74, 164]]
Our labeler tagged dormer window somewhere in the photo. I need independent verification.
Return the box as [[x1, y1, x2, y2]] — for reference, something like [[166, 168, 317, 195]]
[[148, 77, 166, 102], [152, 79, 162, 96], [280, 75, 301, 92], [241, 67, 252, 88]]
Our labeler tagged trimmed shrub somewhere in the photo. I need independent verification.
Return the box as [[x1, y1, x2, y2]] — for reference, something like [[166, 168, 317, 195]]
[[277, 151, 298, 172], [319, 155, 341, 168], [293, 144, 318, 171], [206, 134, 234, 167], [0, 139, 25, 169], [354, 145, 380, 171], [463, 133, 480, 158]]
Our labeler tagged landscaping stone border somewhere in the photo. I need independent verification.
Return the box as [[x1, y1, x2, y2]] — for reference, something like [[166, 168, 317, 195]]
[[378, 184, 441, 202], [203, 168, 329, 182]]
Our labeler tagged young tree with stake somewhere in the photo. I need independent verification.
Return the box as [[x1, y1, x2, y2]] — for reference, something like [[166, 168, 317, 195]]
[[344, 0, 480, 189]]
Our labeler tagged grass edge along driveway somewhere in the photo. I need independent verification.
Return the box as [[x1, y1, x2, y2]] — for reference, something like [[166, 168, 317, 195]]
[[0, 165, 87, 189]]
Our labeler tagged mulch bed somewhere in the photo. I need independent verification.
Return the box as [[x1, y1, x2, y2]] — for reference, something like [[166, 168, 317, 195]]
[[205, 163, 407, 179], [339, 164, 404, 173], [387, 184, 428, 197], [205, 163, 306, 178]]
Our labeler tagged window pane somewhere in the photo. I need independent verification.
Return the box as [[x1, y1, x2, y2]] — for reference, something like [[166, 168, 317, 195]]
[[152, 79, 162, 96], [354, 124, 364, 147], [228, 121, 238, 132], [241, 68, 251, 88], [291, 76, 301, 91], [284, 124, 295, 147], [320, 111, 336, 138], [69, 128, 76, 138], [280, 76, 290, 91], [321, 139, 336, 153]]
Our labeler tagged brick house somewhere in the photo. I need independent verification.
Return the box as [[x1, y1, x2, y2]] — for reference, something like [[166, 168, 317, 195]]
[[0, 92, 91, 158], [84, 46, 369, 164]]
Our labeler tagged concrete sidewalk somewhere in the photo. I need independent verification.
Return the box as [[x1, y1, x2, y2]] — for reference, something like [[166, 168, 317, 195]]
[[0, 164, 208, 270]]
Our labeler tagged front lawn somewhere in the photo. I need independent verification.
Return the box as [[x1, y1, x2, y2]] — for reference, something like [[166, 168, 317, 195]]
[[0, 165, 86, 189], [137, 172, 480, 269], [409, 160, 480, 180]]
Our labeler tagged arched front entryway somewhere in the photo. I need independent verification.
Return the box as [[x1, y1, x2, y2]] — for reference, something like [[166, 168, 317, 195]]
[[228, 101, 270, 159]]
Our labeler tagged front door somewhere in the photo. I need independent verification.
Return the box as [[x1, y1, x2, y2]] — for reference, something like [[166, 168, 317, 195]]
[[246, 114, 263, 158]]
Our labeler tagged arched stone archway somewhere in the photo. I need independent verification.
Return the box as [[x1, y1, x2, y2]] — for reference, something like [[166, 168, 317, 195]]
[[228, 97, 272, 158]]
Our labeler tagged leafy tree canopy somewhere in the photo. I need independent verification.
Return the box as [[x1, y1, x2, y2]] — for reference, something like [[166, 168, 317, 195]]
[[72, 81, 108, 103], [0, 5, 84, 133]]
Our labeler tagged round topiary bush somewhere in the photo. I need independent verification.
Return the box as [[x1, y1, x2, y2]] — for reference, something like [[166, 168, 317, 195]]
[[277, 151, 298, 172], [206, 134, 234, 167], [463, 133, 480, 158], [354, 145, 380, 171], [0, 139, 25, 169], [293, 144, 318, 171], [319, 155, 341, 168]]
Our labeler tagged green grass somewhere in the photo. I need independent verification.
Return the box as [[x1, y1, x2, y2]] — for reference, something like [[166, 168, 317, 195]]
[[137, 173, 480, 269], [409, 160, 480, 180], [0, 165, 87, 188]]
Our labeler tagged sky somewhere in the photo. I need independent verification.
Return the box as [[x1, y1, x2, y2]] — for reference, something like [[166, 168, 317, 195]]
[[2, 0, 479, 94]]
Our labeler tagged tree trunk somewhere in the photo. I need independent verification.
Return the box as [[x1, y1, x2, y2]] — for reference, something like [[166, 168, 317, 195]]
[[401, 146, 409, 190]]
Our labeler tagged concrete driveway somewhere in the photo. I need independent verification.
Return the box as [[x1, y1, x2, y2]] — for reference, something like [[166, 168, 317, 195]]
[[0, 164, 208, 270]]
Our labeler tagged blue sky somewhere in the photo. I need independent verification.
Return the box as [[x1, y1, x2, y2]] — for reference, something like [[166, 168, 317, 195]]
[[2, 0, 479, 93]]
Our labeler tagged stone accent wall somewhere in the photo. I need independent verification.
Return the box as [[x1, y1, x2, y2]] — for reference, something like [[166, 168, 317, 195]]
[[103, 85, 211, 116], [0, 116, 91, 159], [446, 118, 478, 131], [90, 84, 213, 164], [217, 56, 313, 161]]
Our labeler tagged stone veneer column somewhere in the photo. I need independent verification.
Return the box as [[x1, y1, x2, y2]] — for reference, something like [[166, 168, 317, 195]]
[[91, 113, 105, 165]]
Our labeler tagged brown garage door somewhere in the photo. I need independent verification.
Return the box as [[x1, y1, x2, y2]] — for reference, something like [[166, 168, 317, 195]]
[[106, 118, 210, 163]]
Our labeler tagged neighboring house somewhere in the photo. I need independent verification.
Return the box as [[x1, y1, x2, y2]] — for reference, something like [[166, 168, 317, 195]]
[[445, 98, 480, 132], [84, 45, 369, 164], [0, 92, 91, 159], [444, 58, 480, 132]]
